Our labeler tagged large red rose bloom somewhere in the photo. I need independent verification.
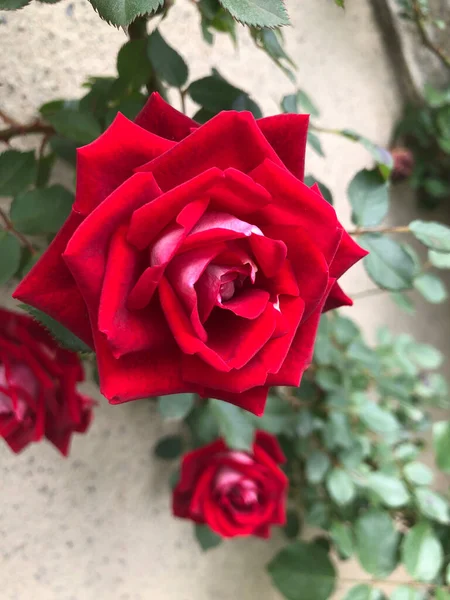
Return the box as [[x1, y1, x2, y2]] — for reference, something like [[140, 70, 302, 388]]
[[14, 94, 366, 415], [173, 431, 288, 538], [0, 308, 93, 455]]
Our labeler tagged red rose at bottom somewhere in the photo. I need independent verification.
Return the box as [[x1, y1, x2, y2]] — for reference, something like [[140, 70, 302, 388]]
[[173, 431, 287, 538], [0, 308, 93, 455]]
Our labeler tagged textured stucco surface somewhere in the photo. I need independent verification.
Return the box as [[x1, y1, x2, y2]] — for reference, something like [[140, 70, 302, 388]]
[[0, 1, 448, 599]]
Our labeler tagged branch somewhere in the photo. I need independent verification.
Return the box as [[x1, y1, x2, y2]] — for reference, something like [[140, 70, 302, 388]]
[[341, 576, 449, 591], [411, 0, 450, 70], [348, 225, 410, 236], [0, 120, 54, 144], [0, 207, 36, 255]]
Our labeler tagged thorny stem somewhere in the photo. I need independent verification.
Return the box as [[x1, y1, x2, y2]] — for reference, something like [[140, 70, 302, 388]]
[[410, 0, 450, 70], [340, 577, 450, 591], [348, 225, 410, 236], [0, 121, 54, 144], [0, 207, 36, 255]]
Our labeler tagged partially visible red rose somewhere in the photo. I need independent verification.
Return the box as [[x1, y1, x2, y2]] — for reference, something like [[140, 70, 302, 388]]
[[173, 431, 287, 538], [390, 146, 414, 182], [0, 308, 93, 455], [14, 93, 367, 415]]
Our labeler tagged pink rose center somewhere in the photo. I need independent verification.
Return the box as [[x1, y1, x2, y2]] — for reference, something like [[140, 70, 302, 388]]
[[0, 362, 39, 420]]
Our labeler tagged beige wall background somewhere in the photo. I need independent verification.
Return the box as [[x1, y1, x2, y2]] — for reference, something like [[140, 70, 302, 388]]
[[0, 1, 448, 598]]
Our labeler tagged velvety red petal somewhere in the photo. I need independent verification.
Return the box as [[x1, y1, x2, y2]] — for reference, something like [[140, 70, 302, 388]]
[[75, 112, 174, 216], [267, 280, 335, 387], [249, 234, 287, 278], [136, 111, 285, 192], [257, 113, 309, 180], [127, 169, 223, 250], [134, 92, 199, 141], [256, 296, 305, 375], [97, 226, 171, 357], [220, 289, 270, 319], [323, 281, 353, 312], [197, 385, 269, 416], [254, 431, 286, 465], [250, 159, 341, 263], [329, 229, 369, 279], [13, 211, 93, 347], [210, 168, 272, 217], [262, 224, 329, 318], [64, 172, 161, 311]]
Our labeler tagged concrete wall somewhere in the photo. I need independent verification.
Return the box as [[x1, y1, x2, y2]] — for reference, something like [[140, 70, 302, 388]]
[[0, 1, 448, 598]]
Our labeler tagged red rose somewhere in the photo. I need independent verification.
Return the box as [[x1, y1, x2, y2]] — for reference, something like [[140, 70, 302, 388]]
[[14, 93, 366, 415], [173, 431, 287, 538], [0, 308, 93, 455]]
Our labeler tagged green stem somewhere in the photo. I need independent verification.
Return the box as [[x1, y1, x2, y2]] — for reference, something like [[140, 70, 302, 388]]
[[127, 16, 148, 40], [0, 207, 36, 255], [348, 225, 410, 236], [410, 0, 450, 70]]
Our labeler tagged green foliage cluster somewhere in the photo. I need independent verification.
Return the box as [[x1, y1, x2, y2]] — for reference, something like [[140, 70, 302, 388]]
[[155, 313, 450, 599], [394, 85, 450, 209]]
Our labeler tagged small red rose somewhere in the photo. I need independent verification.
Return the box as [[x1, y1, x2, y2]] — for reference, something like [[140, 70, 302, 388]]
[[173, 431, 288, 538], [14, 93, 366, 415], [0, 308, 93, 455]]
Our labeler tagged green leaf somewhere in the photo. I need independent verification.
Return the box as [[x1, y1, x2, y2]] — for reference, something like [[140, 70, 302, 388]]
[[283, 509, 301, 539], [326, 468, 356, 506], [0, 150, 36, 196], [407, 342, 443, 369], [335, 0, 345, 7], [188, 73, 242, 112], [232, 94, 263, 118], [49, 135, 78, 166], [253, 394, 294, 435], [366, 473, 409, 507], [360, 234, 416, 291], [415, 488, 450, 524], [343, 585, 385, 600], [117, 39, 152, 89], [218, 0, 289, 28], [409, 220, 450, 252], [433, 421, 450, 473], [0, 231, 21, 284], [158, 394, 195, 420], [45, 108, 101, 145], [297, 89, 320, 117], [429, 250, 450, 269], [414, 273, 448, 304], [0, 0, 30, 8], [359, 401, 400, 434], [185, 403, 219, 446], [423, 84, 450, 107], [306, 450, 331, 484], [436, 591, 450, 600], [258, 29, 296, 81], [324, 411, 353, 449], [209, 399, 254, 451], [10, 185, 73, 235], [348, 168, 389, 227], [402, 522, 443, 582], [19, 304, 92, 353], [390, 291, 415, 314], [36, 152, 56, 188], [390, 587, 425, 600], [87, 0, 163, 26], [147, 29, 188, 88], [154, 434, 183, 459], [340, 129, 393, 177], [267, 541, 336, 600], [308, 132, 325, 157], [330, 521, 353, 559], [355, 510, 399, 577], [404, 462, 433, 486], [194, 524, 222, 551]]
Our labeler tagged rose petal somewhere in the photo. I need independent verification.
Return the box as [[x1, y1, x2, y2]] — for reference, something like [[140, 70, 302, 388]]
[[323, 281, 353, 312], [64, 172, 161, 312], [75, 112, 174, 216], [127, 168, 223, 250], [136, 111, 285, 192], [250, 159, 341, 263], [134, 92, 199, 141], [13, 211, 93, 347], [257, 113, 309, 180], [255, 431, 286, 465], [98, 226, 171, 358]]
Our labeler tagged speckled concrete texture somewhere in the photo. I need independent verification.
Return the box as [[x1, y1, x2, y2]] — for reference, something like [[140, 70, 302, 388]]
[[0, 1, 448, 599]]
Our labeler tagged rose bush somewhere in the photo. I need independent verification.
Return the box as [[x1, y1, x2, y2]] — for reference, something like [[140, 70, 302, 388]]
[[0, 308, 93, 455], [173, 431, 287, 538], [13, 93, 366, 415]]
